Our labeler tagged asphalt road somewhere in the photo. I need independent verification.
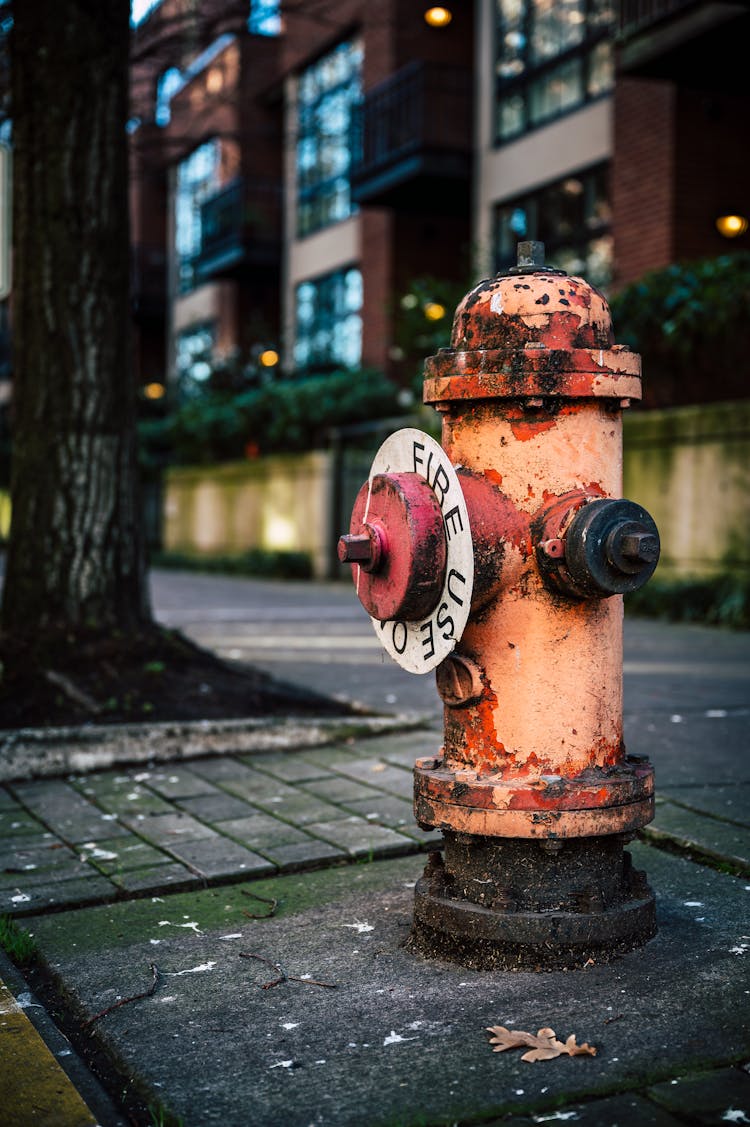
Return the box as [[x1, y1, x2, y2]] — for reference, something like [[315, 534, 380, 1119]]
[[151, 569, 750, 786]]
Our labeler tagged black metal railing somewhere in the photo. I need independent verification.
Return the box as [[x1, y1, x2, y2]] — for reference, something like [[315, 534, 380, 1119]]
[[617, 0, 699, 39], [131, 243, 167, 318], [196, 177, 281, 280], [351, 61, 472, 184]]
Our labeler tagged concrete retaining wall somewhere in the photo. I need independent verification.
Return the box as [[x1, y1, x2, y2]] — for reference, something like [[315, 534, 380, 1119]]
[[162, 401, 750, 583], [164, 452, 333, 579], [623, 400, 750, 579]]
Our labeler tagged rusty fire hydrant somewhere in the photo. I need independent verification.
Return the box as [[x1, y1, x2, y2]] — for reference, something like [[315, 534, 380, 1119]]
[[338, 242, 660, 970]]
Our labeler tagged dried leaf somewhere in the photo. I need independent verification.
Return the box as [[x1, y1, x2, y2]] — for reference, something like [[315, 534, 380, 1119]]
[[487, 1025, 597, 1063]]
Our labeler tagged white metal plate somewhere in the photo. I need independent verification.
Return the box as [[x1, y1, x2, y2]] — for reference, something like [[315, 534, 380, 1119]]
[[360, 428, 474, 674]]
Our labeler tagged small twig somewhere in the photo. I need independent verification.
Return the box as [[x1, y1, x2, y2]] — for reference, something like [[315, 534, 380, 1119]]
[[604, 1013, 624, 1025], [240, 890, 278, 920], [84, 964, 160, 1028], [44, 669, 103, 715], [239, 952, 336, 990]]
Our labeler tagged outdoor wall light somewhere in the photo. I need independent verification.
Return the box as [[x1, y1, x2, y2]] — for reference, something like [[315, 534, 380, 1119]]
[[424, 301, 447, 321], [424, 7, 453, 27], [259, 349, 280, 367], [143, 382, 166, 400], [715, 214, 748, 238]]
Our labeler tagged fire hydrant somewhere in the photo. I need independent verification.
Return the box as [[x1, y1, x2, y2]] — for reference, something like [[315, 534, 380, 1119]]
[[338, 242, 660, 970]]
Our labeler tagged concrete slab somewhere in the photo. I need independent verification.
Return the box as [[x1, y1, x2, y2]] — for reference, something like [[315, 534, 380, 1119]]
[[646, 801, 750, 873], [25, 844, 750, 1127]]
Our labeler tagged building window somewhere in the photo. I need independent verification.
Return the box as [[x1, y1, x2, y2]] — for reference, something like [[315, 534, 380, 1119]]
[[494, 164, 612, 287], [296, 40, 362, 237], [174, 139, 220, 293], [495, 0, 614, 143], [294, 267, 363, 372], [175, 322, 215, 399], [249, 0, 281, 36]]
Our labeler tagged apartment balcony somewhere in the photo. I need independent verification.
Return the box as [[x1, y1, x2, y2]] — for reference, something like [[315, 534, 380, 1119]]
[[131, 244, 167, 321], [350, 62, 472, 213], [616, 0, 750, 88], [194, 177, 281, 285]]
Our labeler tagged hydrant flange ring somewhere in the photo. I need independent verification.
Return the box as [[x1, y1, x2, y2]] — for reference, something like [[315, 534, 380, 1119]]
[[363, 428, 474, 674]]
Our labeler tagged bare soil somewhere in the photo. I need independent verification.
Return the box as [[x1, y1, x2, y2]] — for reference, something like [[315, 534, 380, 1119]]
[[0, 627, 352, 730]]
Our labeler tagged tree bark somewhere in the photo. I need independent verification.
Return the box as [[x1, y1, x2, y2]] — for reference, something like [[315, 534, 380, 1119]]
[[3, 0, 152, 636]]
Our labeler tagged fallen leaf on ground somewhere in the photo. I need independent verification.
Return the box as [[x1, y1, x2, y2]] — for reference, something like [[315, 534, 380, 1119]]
[[487, 1025, 597, 1062]]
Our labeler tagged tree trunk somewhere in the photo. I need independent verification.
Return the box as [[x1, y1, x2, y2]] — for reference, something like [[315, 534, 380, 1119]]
[[2, 0, 152, 638]]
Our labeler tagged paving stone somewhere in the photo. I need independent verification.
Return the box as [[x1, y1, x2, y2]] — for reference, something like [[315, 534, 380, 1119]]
[[0, 809, 47, 837], [10, 780, 131, 844], [0, 838, 82, 877], [248, 791, 353, 827], [87, 785, 175, 818], [76, 837, 173, 875], [0, 874, 116, 914], [645, 801, 750, 871], [187, 756, 258, 782], [218, 814, 311, 850], [304, 816, 417, 858], [175, 792, 259, 823], [348, 730, 438, 768], [647, 1066, 750, 1122], [0, 857, 94, 890], [341, 796, 442, 847], [245, 753, 333, 784], [161, 836, 274, 879], [119, 812, 216, 845], [499, 1093, 684, 1126], [219, 772, 302, 804], [301, 776, 384, 805], [329, 758, 413, 799], [343, 793, 415, 828], [660, 783, 750, 829], [264, 839, 347, 870], [142, 768, 220, 800], [299, 746, 362, 770], [0, 787, 19, 810], [109, 862, 199, 894]]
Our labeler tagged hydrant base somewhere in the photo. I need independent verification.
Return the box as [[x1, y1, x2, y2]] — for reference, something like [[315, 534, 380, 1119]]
[[410, 878, 656, 971], [408, 833, 657, 970]]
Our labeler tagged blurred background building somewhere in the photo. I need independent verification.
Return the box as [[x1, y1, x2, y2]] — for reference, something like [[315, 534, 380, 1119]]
[[2, 0, 749, 587]]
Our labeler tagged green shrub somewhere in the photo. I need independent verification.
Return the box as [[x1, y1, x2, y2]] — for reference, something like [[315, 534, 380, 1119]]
[[151, 548, 313, 580], [140, 368, 400, 468], [626, 574, 750, 629], [610, 252, 750, 408]]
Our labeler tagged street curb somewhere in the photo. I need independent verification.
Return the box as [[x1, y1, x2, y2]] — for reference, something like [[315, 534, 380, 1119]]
[[0, 713, 430, 783]]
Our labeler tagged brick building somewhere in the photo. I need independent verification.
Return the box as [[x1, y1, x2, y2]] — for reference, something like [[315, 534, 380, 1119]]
[[129, 0, 749, 402]]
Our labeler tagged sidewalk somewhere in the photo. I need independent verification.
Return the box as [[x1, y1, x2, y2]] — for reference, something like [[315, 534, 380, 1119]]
[[0, 595, 748, 1125]]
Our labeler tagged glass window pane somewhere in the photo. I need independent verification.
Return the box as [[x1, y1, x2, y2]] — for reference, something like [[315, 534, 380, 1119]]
[[498, 92, 526, 139], [587, 40, 613, 98], [296, 39, 362, 237], [531, 0, 585, 65], [529, 57, 582, 125], [175, 139, 220, 291], [294, 268, 363, 372]]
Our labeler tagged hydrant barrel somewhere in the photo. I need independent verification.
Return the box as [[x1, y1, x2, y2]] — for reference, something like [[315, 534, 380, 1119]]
[[339, 243, 660, 970]]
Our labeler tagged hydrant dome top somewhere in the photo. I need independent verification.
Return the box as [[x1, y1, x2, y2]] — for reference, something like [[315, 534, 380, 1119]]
[[450, 270, 614, 353]]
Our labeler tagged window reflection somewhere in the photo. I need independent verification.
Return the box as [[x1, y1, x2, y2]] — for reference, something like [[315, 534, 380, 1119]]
[[176, 322, 215, 400], [175, 139, 221, 293], [296, 41, 362, 237], [495, 164, 612, 289], [294, 267, 363, 372], [495, 0, 613, 142]]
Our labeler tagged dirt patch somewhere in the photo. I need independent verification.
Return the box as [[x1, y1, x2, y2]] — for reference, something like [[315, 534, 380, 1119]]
[[0, 627, 352, 730]]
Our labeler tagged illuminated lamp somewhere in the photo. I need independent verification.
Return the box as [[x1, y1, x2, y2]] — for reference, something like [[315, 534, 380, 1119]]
[[424, 7, 452, 28], [715, 214, 748, 238], [143, 382, 166, 400], [259, 349, 280, 367], [424, 301, 446, 321]]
